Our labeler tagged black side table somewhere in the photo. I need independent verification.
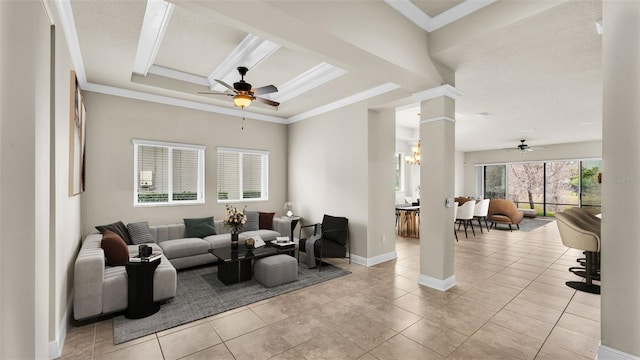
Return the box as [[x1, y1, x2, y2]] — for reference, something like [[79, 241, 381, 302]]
[[286, 216, 301, 242], [125, 258, 161, 319]]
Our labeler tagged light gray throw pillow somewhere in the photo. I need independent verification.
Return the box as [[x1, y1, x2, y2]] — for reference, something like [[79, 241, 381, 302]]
[[244, 211, 259, 231], [127, 221, 155, 245]]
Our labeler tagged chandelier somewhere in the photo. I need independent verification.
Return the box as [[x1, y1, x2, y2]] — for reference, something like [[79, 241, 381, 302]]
[[405, 140, 421, 166]]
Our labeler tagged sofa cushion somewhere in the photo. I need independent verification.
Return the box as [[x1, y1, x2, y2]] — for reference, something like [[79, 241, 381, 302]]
[[127, 221, 155, 245], [101, 231, 129, 266], [245, 211, 259, 231], [259, 212, 275, 230], [241, 229, 281, 242], [158, 238, 211, 259], [203, 234, 232, 249], [96, 221, 132, 245], [184, 216, 216, 238]]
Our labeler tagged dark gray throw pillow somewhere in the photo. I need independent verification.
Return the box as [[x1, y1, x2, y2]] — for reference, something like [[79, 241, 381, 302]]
[[96, 221, 132, 245], [244, 211, 259, 231], [127, 221, 155, 245], [184, 216, 216, 238]]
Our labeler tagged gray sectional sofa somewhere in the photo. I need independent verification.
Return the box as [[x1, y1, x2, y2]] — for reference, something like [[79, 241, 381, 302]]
[[73, 216, 293, 320]]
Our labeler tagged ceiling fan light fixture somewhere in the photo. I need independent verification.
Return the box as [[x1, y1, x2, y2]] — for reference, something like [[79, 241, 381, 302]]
[[233, 94, 252, 108]]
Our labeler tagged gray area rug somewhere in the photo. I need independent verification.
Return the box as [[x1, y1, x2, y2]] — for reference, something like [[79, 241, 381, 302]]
[[492, 217, 554, 232], [113, 260, 350, 344]]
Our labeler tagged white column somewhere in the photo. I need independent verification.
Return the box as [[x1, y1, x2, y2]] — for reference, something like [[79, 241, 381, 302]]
[[418, 91, 458, 291], [0, 1, 51, 359], [599, 1, 640, 358]]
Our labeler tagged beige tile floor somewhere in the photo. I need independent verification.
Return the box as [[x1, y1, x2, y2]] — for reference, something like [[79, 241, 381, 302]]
[[61, 220, 600, 359]]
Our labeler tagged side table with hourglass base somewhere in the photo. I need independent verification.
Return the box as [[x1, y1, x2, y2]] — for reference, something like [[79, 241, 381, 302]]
[[125, 258, 161, 319]]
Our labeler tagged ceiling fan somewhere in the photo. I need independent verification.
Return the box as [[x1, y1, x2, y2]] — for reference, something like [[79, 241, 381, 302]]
[[198, 66, 279, 109], [504, 139, 546, 153]]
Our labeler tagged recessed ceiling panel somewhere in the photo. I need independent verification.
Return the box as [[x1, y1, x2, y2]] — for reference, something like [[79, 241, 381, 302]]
[[239, 46, 324, 95], [155, 6, 247, 77], [274, 73, 384, 117], [412, 0, 465, 18], [71, 0, 147, 84]]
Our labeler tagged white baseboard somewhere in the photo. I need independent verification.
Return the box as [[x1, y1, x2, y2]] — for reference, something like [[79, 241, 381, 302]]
[[598, 345, 640, 360], [417, 274, 457, 291], [350, 251, 397, 267], [48, 293, 73, 359]]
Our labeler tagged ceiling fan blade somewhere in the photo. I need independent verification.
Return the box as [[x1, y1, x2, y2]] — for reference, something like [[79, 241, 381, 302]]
[[197, 91, 233, 96], [252, 85, 278, 96], [255, 97, 280, 107], [214, 79, 237, 93]]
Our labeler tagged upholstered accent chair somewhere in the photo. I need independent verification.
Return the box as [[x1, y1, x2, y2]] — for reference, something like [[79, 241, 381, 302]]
[[298, 214, 350, 271], [488, 199, 524, 231]]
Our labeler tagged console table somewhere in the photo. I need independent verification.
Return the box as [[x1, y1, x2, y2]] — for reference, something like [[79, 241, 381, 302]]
[[396, 206, 420, 238]]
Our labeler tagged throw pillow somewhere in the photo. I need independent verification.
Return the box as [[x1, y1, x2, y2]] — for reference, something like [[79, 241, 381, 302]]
[[101, 230, 129, 266], [259, 212, 275, 230], [184, 216, 216, 238], [127, 221, 155, 245], [96, 221, 132, 245], [244, 211, 259, 231]]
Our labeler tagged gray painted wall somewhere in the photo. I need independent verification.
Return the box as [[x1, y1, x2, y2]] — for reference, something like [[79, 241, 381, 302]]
[[288, 103, 369, 259], [81, 93, 288, 235]]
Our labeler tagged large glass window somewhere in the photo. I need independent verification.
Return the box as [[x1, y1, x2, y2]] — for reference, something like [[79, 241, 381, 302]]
[[395, 153, 404, 192], [484, 165, 506, 199], [581, 160, 602, 209], [480, 159, 601, 216], [509, 163, 544, 212], [545, 160, 579, 215], [133, 139, 205, 206], [217, 147, 269, 202]]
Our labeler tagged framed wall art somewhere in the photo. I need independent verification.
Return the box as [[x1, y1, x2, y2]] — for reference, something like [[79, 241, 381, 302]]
[[69, 70, 86, 196]]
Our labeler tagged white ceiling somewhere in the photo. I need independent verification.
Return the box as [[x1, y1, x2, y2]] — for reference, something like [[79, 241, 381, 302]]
[[64, 0, 602, 152]]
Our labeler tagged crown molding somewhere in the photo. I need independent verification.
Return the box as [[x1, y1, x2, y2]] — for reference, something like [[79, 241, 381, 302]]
[[413, 84, 463, 101], [132, 0, 175, 76], [384, 0, 432, 32], [207, 34, 281, 91], [54, 0, 87, 85], [429, 0, 497, 32], [268, 63, 347, 103], [384, 0, 496, 33], [287, 82, 401, 123], [147, 65, 210, 87], [82, 82, 286, 124], [420, 116, 456, 124]]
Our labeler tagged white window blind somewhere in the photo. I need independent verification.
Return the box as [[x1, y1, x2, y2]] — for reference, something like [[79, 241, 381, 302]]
[[133, 139, 205, 206], [217, 147, 268, 202]]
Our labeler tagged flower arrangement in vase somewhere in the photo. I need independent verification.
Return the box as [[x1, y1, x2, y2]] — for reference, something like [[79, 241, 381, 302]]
[[224, 205, 246, 249]]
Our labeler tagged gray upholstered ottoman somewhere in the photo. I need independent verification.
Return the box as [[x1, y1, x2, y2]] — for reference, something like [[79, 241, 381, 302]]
[[254, 254, 298, 288]]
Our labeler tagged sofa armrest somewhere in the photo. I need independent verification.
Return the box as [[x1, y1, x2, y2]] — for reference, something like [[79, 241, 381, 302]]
[[73, 233, 106, 320], [272, 217, 291, 237]]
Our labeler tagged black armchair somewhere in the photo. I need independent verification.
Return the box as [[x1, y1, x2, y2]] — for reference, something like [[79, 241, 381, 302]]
[[297, 214, 350, 271]]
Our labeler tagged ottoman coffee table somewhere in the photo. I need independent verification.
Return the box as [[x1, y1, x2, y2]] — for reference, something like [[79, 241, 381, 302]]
[[209, 245, 277, 285]]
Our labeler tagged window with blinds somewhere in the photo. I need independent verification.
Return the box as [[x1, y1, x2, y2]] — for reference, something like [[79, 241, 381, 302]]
[[217, 147, 269, 202], [133, 139, 205, 206]]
